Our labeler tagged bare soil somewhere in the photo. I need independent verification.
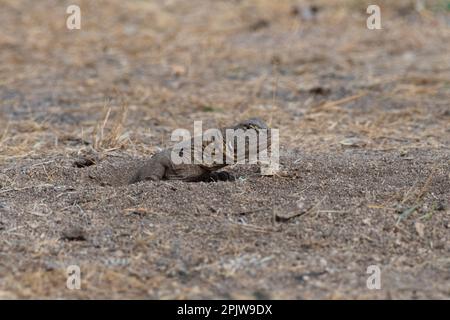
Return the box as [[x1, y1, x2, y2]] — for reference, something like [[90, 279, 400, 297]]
[[0, 0, 449, 299]]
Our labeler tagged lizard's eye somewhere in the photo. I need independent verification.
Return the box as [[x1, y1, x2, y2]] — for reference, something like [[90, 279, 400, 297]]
[[179, 148, 184, 157]]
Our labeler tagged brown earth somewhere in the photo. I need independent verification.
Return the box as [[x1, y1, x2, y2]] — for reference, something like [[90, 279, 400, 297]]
[[0, 0, 449, 299]]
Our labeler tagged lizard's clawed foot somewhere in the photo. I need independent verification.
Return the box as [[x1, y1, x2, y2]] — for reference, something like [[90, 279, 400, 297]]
[[204, 171, 236, 182]]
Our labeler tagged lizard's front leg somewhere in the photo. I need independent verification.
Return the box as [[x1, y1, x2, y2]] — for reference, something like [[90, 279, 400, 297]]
[[200, 171, 235, 182], [129, 158, 166, 184]]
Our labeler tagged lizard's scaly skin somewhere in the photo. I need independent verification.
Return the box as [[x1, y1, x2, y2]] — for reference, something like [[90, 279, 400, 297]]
[[129, 118, 270, 183]]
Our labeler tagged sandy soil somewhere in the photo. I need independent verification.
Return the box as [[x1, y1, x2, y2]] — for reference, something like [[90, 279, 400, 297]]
[[0, 0, 449, 299]]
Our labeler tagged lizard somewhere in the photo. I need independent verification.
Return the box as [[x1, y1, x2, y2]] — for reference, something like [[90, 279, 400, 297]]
[[129, 118, 270, 184]]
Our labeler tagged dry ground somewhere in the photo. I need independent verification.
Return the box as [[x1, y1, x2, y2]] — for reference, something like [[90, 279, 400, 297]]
[[0, 0, 449, 299]]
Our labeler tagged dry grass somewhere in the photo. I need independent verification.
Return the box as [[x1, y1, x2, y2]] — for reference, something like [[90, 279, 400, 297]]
[[90, 104, 130, 152]]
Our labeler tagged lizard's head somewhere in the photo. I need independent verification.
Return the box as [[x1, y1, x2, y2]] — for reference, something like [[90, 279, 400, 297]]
[[234, 118, 269, 131], [225, 118, 272, 164]]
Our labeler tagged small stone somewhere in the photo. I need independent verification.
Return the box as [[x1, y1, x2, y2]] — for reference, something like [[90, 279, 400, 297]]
[[414, 222, 425, 238], [339, 137, 367, 148], [249, 19, 270, 31], [73, 156, 96, 168], [61, 227, 87, 241], [296, 200, 305, 211], [171, 64, 187, 77], [435, 201, 446, 211]]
